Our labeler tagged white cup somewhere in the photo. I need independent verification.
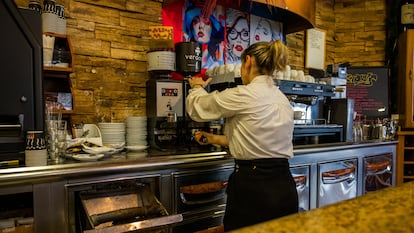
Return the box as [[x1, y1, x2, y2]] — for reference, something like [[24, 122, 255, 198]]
[[294, 111, 305, 120], [43, 47, 53, 66]]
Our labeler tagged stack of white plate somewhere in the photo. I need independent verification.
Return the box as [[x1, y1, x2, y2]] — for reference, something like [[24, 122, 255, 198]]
[[125, 116, 148, 151], [97, 123, 126, 146]]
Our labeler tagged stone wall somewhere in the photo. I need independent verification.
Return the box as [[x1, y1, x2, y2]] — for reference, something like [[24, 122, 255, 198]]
[[15, 0, 387, 124]]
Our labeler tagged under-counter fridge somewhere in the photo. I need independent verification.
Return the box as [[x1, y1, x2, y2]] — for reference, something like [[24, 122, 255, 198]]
[[317, 159, 357, 207]]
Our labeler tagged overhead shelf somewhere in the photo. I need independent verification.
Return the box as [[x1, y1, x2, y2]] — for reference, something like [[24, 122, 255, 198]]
[[249, 0, 315, 33], [162, 0, 315, 34]]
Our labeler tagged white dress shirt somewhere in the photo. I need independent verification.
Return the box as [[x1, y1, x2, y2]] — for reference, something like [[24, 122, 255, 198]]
[[186, 75, 294, 160]]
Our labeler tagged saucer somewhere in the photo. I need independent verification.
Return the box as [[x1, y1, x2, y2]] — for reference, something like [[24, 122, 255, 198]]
[[126, 145, 148, 152], [72, 154, 104, 162], [82, 144, 116, 154]]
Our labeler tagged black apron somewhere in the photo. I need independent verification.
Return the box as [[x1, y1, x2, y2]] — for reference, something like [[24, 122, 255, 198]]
[[223, 158, 298, 231]]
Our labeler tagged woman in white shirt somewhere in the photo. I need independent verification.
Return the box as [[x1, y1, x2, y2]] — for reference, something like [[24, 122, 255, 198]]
[[186, 40, 298, 231]]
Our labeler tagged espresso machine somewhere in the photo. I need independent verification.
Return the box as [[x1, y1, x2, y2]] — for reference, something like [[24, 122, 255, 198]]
[[275, 80, 345, 145], [146, 42, 216, 152]]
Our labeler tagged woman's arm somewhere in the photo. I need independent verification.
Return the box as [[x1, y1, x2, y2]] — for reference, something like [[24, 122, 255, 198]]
[[194, 131, 229, 147]]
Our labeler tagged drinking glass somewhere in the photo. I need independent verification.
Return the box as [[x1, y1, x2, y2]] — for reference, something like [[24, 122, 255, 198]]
[[352, 122, 363, 143], [46, 120, 67, 162]]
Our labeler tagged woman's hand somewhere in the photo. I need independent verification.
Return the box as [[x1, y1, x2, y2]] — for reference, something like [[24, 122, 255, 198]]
[[193, 131, 212, 145], [193, 131, 229, 147], [188, 76, 212, 89]]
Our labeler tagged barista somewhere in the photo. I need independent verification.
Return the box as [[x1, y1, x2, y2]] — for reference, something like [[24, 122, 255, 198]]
[[186, 40, 298, 231]]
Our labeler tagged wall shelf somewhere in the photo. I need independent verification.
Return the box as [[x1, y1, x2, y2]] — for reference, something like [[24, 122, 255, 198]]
[[42, 33, 75, 132], [397, 130, 414, 185]]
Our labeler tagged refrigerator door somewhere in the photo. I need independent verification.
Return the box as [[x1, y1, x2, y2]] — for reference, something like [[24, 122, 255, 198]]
[[318, 159, 357, 207]]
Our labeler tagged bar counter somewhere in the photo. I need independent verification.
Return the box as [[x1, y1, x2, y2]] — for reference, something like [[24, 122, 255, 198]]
[[230, 180, 414, 233], [0, 141, 399, 233], [0, 141, 396, 186], [0, 141, 398, 186]]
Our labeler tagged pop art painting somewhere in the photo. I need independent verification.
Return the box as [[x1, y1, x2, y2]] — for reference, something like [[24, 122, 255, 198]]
[[182, 0, 225, 70], [250, 14, 283, 45], [225, 8, 249, 64]]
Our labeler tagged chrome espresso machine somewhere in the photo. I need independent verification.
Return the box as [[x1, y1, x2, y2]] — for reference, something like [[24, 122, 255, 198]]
[[275, 80, 352, 145]]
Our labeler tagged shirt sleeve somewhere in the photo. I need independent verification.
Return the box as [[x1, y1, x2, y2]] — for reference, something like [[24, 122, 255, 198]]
[[186, 86, 249, 122]]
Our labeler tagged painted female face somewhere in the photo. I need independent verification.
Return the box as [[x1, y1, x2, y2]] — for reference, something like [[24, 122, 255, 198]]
[[228, 18, 249, 58], [192, 15, 212, 44], [253, 19, 272, 43]]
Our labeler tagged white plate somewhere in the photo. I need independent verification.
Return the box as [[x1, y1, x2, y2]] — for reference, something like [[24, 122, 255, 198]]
[[72, 154, 104, 162], [82, 145, 115, 154], [126, 145, 148, 152]]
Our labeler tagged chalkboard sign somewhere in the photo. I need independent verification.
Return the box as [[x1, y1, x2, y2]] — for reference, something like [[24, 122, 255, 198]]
[[346, 66, 389, 119]]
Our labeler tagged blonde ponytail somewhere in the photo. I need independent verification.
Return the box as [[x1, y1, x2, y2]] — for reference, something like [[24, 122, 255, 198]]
[[241, 40, 289, 75]]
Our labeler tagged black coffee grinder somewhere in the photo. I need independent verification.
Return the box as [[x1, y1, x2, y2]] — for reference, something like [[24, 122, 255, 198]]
[[175, 42, 216, 152]]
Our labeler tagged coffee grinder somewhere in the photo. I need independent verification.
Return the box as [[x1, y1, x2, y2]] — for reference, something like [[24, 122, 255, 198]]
[[146, 77, 184, 151], [175, 42, 215, 152], [146, 36, 185, 151]]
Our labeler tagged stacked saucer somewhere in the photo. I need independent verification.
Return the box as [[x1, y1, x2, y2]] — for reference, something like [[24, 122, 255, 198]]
[[97, 123, 126, 146], [125, 116, 148, 151]]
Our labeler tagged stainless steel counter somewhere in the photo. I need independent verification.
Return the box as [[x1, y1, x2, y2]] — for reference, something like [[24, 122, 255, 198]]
[[0, 151, 231, 186], [0, 141, 398, 233], [0, 141, 397, 187]]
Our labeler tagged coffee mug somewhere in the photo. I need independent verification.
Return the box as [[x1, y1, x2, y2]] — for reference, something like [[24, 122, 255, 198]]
[[294, 111, 305, 119]]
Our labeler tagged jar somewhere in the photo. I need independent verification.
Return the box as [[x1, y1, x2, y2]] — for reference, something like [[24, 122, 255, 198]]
[[25, 131, 48, 166], [28, 0, 42, 14], [25, 130, 46, 150]]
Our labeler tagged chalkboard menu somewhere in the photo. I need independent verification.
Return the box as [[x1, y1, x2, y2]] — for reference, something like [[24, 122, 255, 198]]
[[346, 66, 389, 119]]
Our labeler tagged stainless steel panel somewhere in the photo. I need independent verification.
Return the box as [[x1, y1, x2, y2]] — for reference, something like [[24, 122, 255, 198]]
[[363, 153, 392, 193], [171, 164, 233, 232], [65, 174, 163, 233], [34, 181, 68, 233], [318, 159, 357, 207], [290, 165, 310, 212], [172, 165, 233, 214]]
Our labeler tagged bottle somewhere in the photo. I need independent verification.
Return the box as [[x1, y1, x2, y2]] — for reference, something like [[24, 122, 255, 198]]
[[401, 0, 414, 31]]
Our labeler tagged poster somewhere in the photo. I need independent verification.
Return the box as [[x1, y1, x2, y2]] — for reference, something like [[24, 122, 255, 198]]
[[346, 66, 389, 119], [249, 14, 283, 45], [225, 8, 249, 64], [182, 1, 225, 69]]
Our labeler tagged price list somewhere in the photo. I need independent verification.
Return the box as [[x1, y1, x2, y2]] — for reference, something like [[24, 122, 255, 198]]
[[346, 67, 389, 119]]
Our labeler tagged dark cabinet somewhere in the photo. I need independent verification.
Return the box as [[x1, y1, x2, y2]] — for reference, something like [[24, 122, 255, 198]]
[[397, 29, 414, 128], [397, 130, 414, 184]]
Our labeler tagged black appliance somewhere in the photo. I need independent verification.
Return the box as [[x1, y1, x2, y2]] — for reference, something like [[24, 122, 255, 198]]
[[0, 1, 44, 165], [146, 78, 185, 151], [146, 41, 217, 153], [328, 98, 355, 143], [146, 79, 215, 152]]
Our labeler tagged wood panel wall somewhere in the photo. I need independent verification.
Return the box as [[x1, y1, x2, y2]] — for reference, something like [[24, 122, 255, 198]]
[[15, 0, 387, 125]]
